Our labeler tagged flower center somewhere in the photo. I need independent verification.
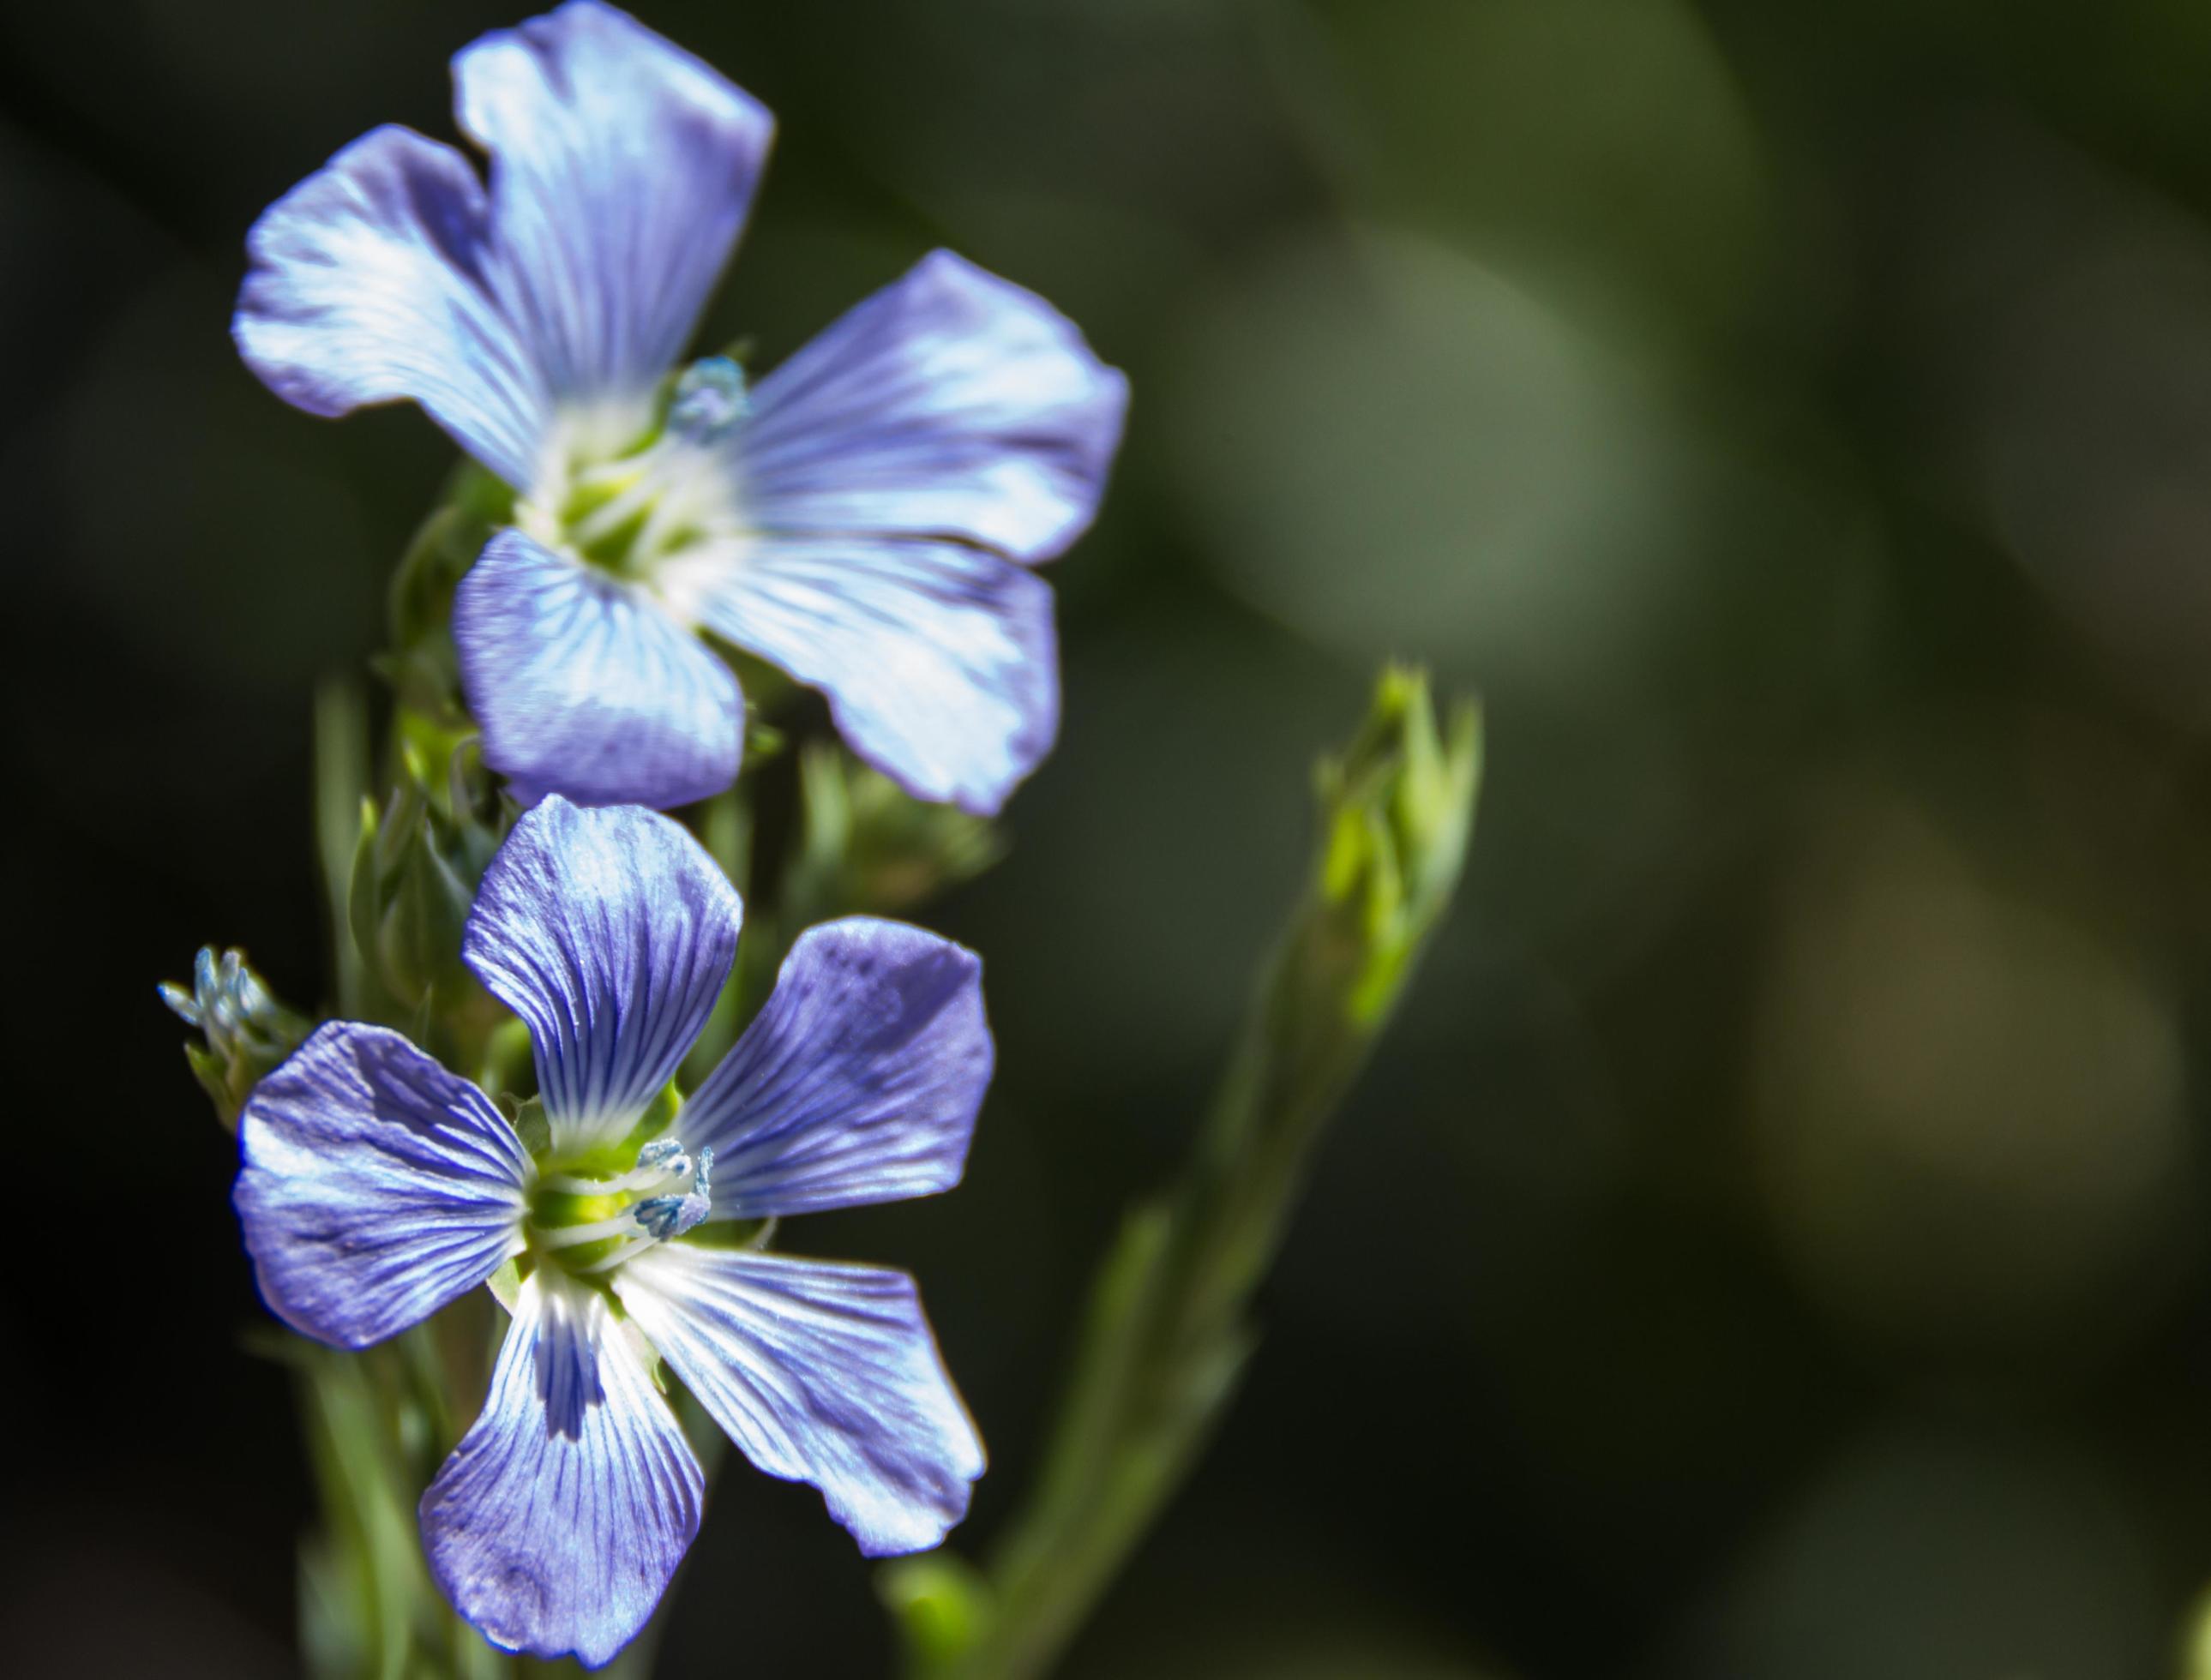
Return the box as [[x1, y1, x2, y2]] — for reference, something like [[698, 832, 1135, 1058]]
[[527, 1137, 714, 1276], [518, 357, 750, 585]]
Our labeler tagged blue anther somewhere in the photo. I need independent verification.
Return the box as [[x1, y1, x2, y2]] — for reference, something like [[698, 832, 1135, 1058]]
[[636, 1138, 688, 1175], [668, 357, 749, 443], [633, 1191, 711, 1241]]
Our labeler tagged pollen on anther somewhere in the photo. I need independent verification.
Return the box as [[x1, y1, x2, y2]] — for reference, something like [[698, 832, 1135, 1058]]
[[667, 357, 749, 443]]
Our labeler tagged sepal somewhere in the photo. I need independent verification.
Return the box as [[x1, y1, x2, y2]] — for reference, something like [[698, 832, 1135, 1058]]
[[160, 946, 312, 1131], [349, 741, 507, 1013], [506, 1095, 552, 1160], [484, 1256, 523, 1315]]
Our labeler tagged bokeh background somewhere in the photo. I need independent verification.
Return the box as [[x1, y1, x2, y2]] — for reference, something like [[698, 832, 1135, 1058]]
[[14, 1, 2211, 1674]]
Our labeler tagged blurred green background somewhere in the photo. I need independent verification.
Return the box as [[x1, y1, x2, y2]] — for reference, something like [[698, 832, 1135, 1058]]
[[14, 1, 2211, 1674]]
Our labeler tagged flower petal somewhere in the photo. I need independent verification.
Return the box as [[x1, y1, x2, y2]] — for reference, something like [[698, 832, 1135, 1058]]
[[741, 250, 1127, 563], [682, 533, 1056, 815], [422, 1271, 702, 1668], [235, 1023, 530, 1349], [678, 918, 990, 1216], [455, 529, 744, 810], [463, 796, 740, 1154], [233, 124, 550, 488], [614, 1246, 982, 1555], [455, 0, 773, 429]]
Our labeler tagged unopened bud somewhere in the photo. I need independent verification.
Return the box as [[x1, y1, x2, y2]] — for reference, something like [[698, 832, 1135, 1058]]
[[159, 947, 311, 1131], [1311, 665, 1481, 1021]]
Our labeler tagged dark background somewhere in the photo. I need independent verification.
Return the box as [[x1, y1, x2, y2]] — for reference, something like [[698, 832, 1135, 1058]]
[[15, 1, 2211, 1675]]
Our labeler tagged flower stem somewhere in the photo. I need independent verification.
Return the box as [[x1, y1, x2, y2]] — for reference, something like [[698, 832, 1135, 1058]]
[[313, 676, 371, 1018], [885, 668, 1481, 1679]]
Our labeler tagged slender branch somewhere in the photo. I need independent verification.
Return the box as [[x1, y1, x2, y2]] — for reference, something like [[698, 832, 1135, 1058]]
[[886, 668, 1481, 1680]]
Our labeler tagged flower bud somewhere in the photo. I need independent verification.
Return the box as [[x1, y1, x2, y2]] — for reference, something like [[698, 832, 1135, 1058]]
[[159, 946, 312, 1131], [1312, 665, 1481, 1022]]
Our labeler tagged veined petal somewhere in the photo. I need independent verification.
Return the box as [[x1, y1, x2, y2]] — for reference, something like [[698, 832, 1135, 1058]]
[[455, 0, 773, 431], [233, 124, 550, 488], [679, 919, 990, 1216], [683, 534, 1057, 816], [614, 1246, 982, 1556], [463, 797, 740, 1154], [741, 251, 1127, 563], [235, 1023, 530, 1349], [422, 1271, 702, 1667], [455, 529, 744, 810]]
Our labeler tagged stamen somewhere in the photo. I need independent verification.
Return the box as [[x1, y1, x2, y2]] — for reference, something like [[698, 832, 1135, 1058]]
[[632, 1193, 709, 1241], [566, 474, 662, 552], [532, 359, 748, 581], [534, 1214, 642, 1250], [539, 1139, 695, 1197], [529, 1138, 715, 1274], [637, 1138, 688, 1172], [561, 432, 732, 567], [575, 1235, 657, 1275]]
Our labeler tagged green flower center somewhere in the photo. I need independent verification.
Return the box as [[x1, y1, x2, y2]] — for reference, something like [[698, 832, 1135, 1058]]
[[521, 357, 751, 583], [526, 1137, 714, 1277]]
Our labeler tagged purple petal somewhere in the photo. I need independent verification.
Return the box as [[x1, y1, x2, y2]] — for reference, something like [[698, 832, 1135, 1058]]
[[692, 534, 1057, 815], [455, 0, 773, 426], [455, 529, 744, 810], [678, 918, 990, 1216], [463, 797, 740, 1154], [422, 1271, 702, 1668], [235, 1023, 529, 1349], [742, 250, 1127, 563], [233, 124, 550, 488], [614, 1246, 982, 1555]]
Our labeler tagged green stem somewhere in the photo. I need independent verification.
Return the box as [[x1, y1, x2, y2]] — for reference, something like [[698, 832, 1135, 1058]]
[[294, 1332, 505, 1680], [888, 669, 1481, 1680], [313, 677, 371, 1018]]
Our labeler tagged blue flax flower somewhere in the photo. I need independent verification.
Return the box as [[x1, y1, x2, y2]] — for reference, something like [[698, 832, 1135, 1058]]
[[235, 797, 991, 1665], [235, 0, 1126, 815]]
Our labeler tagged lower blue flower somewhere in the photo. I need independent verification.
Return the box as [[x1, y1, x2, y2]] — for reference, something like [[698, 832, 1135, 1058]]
[[234, 799, 992, 1666]]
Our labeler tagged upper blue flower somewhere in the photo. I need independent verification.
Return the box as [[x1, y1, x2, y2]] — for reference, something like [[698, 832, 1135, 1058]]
[[234, 798, 993, 1666], [234, 0, 1127, 816]]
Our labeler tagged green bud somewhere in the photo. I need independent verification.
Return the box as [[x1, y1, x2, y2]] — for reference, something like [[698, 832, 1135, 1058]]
[[880, 1554, 997, 1671], [789, 742, 1006, 919], [1312, 665, 1481, 1023], [348, 739, 505, 1014], [159, 946, 313, 1131]]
